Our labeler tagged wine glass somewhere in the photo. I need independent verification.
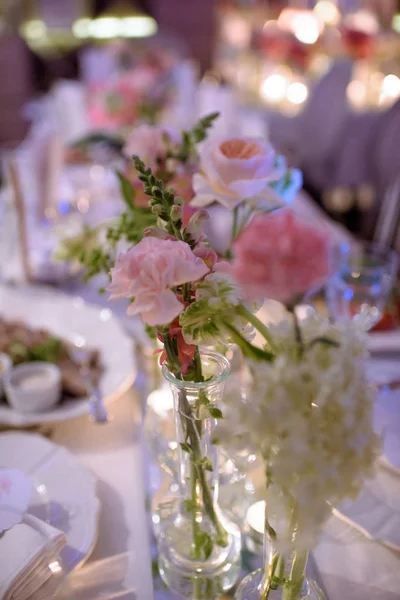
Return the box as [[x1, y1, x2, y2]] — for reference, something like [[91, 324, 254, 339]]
[[326, 242, 398, 330]]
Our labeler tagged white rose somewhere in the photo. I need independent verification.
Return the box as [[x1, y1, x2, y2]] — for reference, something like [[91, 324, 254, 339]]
[[191, 136, 288, 210]]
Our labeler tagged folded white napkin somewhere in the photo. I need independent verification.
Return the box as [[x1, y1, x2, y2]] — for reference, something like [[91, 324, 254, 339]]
[[374, 386, 400, 470], [329, 381, 400, 553], [0, 513, 66, 600], [52, 80, 90, 144], [334, 465, 400, 553]]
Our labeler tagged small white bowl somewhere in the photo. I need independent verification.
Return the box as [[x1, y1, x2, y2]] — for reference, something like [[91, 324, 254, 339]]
[[4, 362, 61, 413], [0, 353, 12, 397]]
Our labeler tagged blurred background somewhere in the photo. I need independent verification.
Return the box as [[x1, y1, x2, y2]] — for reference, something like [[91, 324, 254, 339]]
[[1, 0, 400, 243]]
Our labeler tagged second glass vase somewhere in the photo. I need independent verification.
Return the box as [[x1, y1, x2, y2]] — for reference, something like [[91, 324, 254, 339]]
[[235, 501, 324, 600], [157, 350, 241, 598]]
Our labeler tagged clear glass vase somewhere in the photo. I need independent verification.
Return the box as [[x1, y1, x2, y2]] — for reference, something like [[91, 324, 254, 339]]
[[235, 502, 325, 600], [157, 350, 242, 599]]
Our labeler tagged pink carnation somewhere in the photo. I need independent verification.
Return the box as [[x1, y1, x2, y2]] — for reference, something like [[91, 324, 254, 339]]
[[108, 237, 209, 326], [231, 212, 331, 304]]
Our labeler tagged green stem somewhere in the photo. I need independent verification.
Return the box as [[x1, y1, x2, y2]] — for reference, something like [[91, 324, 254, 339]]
[[287, 306, 304, 357], [172, 221, 183, 240], [183, 283, 191, 303], [236, 305, 276, 351], [224, 205, 240, 260], [231, 205, 239, 242], [193, 346, 204, 383], [163, 338, 228, 555], [260, 551, 278, 600], [283, 549, 308, 600], [179, 390, 227, 544], [190, 396, 205, 600], [221, 320, 274, 362], [191, 461, 201, 557], [237, 206, 254, 235], [190, 459, 204, 599]]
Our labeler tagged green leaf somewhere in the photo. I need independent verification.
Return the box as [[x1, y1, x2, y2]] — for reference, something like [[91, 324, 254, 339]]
[[195, 390, 210, 408], [179, 299, 224, 346], [196, 531, 214, 560], [200, 457, 214, 472], [144, 324, 157, 340], [71, 131, 124, 153], [116, 171, 136, 211], [180, 442, 191, 453], [208, 407, 223, 419], [203, 534, 214, 560], [222, 320, 274, 362], [183, 499, 196, 512], [10, 337, 63, 364], [308, 337, 340, 349]]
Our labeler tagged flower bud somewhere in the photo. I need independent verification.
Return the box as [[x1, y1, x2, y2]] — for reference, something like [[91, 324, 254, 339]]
[[174, 196, 185, 207], [170, 205, 182, 222], [151, 204, 164, 215], [166, 158, 179, 173]]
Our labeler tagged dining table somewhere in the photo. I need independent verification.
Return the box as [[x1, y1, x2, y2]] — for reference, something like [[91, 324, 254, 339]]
[[31, 189, 396, 600], [1, 153, 400, 599]]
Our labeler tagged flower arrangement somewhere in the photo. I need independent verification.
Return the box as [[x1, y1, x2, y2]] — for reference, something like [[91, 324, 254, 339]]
[[87, 64, 172, 131], [57, 114, 300, 282], [57, 113, 379, 599], [221, 314, 379, 599], [56, 114, 219, 279], [100, 154, 292, 592]]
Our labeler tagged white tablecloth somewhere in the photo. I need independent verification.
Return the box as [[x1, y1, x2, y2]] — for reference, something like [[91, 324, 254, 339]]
[[53, 390, 154, 600], [313, 516, 400, 600], [2, 184, 398, 599]]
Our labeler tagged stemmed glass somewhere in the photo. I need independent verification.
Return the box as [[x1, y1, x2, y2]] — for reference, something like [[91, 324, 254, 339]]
[[326, 242, 398, 331]]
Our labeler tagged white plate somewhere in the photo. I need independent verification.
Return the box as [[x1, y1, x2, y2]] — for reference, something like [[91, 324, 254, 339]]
[[368, 328, 400, 353], [0, 431, 99, 570], [0, 283, 135, 426]]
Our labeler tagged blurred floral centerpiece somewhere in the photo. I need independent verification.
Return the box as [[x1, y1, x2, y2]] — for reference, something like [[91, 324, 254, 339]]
[[88, 64, 173, 132]]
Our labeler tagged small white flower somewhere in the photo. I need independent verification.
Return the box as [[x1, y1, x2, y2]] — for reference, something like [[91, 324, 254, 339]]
[[217, 315, 380, 545]]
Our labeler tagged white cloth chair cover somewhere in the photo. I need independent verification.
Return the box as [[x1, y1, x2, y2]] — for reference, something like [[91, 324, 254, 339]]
[[51, 80, 90, 144]]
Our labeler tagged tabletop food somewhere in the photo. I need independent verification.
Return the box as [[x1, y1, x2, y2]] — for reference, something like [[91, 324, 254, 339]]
[[0, 318, 102, 399]]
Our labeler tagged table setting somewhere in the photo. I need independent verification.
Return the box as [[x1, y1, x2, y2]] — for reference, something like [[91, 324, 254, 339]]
[[1, 67, 400, 600]]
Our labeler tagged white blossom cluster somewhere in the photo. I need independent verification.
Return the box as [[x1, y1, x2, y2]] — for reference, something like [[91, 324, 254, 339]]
[[216, 315, 380, 547]]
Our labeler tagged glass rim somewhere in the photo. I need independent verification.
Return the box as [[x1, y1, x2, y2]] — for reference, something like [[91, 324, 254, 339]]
[[334, 241, 399, 272], [161, 349, 231, 389]]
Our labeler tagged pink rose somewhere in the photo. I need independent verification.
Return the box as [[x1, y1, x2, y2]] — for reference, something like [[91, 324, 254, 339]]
[[191, 137, 286, 210], [108, 237, 209, 326], [231, 212, 331, 304], [123, 124, 179, 169]]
